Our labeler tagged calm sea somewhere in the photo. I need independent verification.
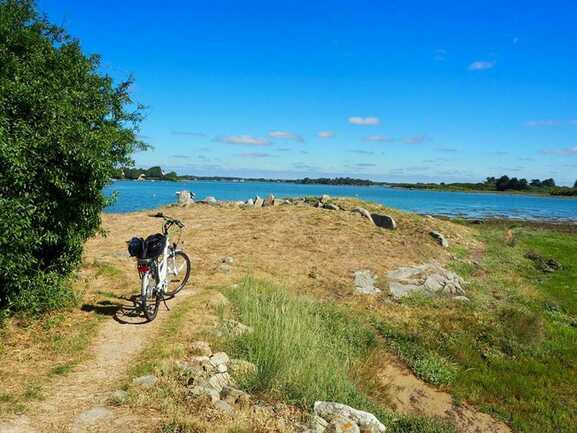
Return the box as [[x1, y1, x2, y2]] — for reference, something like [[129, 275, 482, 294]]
[[103, 180, 577, 221]]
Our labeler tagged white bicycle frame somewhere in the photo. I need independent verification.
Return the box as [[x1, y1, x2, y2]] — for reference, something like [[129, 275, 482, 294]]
[[140, 234, 171, 300]]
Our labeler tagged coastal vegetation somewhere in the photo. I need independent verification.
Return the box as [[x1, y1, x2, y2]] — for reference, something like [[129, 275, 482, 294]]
[[0, 0, 144, 314]]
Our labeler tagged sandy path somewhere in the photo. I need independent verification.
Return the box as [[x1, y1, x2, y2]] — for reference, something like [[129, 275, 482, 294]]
[[0, 289, 194, 433]]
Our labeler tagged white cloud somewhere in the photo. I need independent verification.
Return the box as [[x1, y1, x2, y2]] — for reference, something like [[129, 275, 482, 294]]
[[215, 135, 270, 146], [348, 116, 380, 126], [268, 130, 304, 142], [468, 61, 496, 71], [403, 135, 429, 144], [236, 152, 274, 158], [541, 146, 577, 156], [365, 135, 394, 142], [525, 120, 560, 127], [318, 131, 335, 138]]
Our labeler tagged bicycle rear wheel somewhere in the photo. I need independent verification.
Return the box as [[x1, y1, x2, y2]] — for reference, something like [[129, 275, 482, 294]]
[[141, 270, 161, 321], [164, 250, 191, 297]]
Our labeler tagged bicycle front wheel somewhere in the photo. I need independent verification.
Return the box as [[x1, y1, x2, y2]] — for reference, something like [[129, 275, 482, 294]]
[[164, 251, 191, 297], [141, 270, 161, 321]]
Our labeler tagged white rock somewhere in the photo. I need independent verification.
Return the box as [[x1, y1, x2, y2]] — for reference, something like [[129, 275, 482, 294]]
[[351, 207, 375, 225], [353, 270, 381, 295], [314, 401, 386, 433]]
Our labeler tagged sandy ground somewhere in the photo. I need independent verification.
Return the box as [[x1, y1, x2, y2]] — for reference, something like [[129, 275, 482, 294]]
[[0, 200, 512, 433]]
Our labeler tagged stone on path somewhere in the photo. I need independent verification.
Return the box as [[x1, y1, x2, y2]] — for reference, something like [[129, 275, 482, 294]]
[[72, 407, 113, 432], [353, 270, 381, 295], [351, 207, 374, 225], [371, 213, 397, 230], [430, 231, 449, 248]]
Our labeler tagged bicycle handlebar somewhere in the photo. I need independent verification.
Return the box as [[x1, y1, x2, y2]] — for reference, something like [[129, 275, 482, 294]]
[[161, 216, 184, 233]]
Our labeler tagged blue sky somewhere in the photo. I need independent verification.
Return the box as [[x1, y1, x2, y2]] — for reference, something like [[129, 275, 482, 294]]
[[39, 0, 577, 184]]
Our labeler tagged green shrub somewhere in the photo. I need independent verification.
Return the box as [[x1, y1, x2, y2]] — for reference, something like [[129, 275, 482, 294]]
[[0, 0, 145, 314], [224, 277, 378, 411]]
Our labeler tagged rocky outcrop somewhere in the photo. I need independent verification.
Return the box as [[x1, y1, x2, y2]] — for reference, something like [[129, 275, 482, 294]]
[[371, 213, 397, 230], [351, 207, 374, 224], [353, 270, 381, 294], [176, 190, 195, 205], [430, 231, 448, 248], [263, 194, 275, 207], [254, 196, 264, 208], [387, 261, 465, 299], [312, 401, 386, 433]]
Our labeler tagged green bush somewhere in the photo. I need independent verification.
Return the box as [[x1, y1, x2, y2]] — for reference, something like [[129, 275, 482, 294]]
[[0, 0, 145, 314]]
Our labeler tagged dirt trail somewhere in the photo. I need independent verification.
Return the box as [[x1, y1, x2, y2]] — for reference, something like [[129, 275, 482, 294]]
[[0, 289, 194, 433], [375, 353, 512, 433]]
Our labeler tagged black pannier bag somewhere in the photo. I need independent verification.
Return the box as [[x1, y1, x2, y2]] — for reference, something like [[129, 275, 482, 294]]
[[143, 233, 167, 259], [128, 237, 144, 257]]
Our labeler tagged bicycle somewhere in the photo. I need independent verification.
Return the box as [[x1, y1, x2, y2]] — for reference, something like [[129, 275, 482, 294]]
[[128, 215, 191, 321]]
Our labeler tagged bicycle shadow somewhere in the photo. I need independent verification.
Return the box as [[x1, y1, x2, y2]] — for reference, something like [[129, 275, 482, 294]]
[[81, 294, 150, 325]]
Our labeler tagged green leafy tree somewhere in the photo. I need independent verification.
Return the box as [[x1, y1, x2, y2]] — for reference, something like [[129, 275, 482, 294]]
[[0, 0, 146, 313], [542, 178, 556, 188], [574, 180, 577, 189]]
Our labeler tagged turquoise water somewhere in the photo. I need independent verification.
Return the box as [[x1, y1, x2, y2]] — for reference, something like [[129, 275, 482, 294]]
[[104, 180, 577, 221]]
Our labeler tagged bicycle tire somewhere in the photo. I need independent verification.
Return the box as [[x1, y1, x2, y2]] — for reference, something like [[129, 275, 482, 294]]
[[141, 270, 161, 321], [164, 251, 191, 297]]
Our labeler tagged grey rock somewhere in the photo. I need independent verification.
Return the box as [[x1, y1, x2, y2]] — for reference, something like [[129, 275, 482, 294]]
[[314, 401, 386, 433], [311, 415, 329, 433], [320, 194, 331, 204], [353, 270, 381, 295], [189, 385, 220, 402], [387, 261, 465, 299], [371, 213, 397, 230], [209, 352, 230, 368], [430, 231, 449, 248], [351, 207, 375, 225], [208, 372, 232, 392], [218, 263, 232, 273], [254, 196, 264, 207], [453, 295, 470, 302], [110, 390, 128, 404], [213, 399, 235, 414], [263, 193, 275, 207], [324, 203, 340, 210], [132, 374, 157, 387], [245, 198, 255, 207], [204, 196, 218, 204], [176, 190, 194, 205], [272, 198, 284, 206], [220, 385, 249, 405]]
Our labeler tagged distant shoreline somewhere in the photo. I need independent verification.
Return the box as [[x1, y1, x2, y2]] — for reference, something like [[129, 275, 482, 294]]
[[110, 178, 577, 200]]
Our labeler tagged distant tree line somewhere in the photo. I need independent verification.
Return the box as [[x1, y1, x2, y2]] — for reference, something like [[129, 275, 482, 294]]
[[112, 166, 178, 181], [292, 177, 378, 186]]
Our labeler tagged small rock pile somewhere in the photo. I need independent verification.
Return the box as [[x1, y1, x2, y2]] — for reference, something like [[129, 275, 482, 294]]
[[305, 401, 387, 433], [177, 342, 256, 414], [386, 261, 466, 300]]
